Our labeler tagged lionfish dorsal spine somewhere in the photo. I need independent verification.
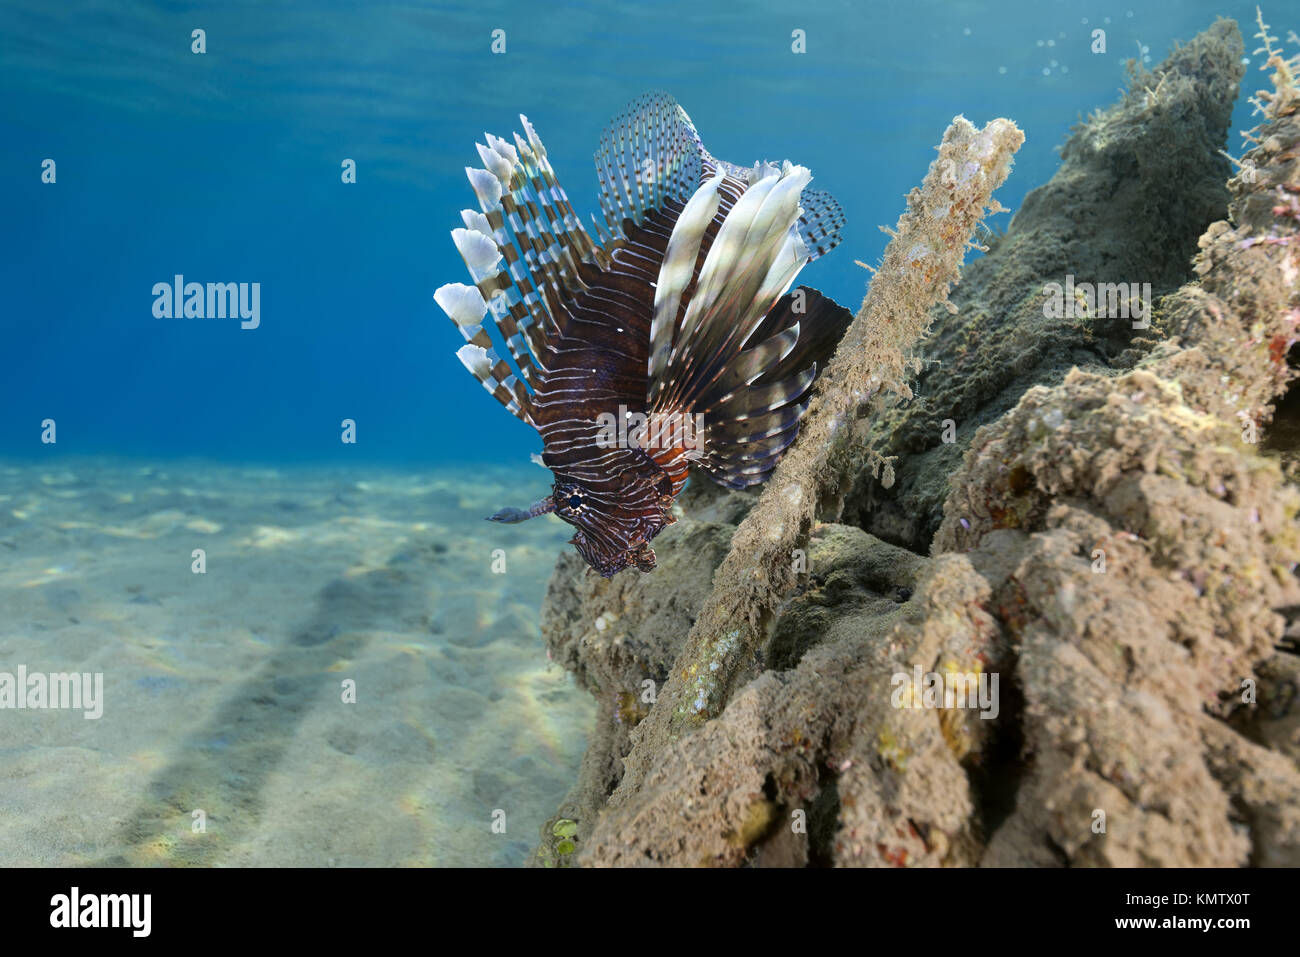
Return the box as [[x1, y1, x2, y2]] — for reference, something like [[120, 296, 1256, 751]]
[[435, 109, 619, 427]]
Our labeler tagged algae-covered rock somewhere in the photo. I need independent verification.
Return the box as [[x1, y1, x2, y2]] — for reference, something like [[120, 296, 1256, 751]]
[[940, 381, 1300, 864], [577, 531, 999, 867], [929, 14, 1300, 862], [533, 15, 1300, 868], [533, 488, 743, 860], [846, 19, 1247, 552]]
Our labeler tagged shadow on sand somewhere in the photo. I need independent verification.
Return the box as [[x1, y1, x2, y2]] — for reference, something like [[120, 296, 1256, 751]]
[[97, 560, 429, 866]]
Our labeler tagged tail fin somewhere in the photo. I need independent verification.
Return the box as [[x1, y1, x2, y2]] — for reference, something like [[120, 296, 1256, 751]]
[[595, 92, 845, 260], [595, 92, 705, 240]]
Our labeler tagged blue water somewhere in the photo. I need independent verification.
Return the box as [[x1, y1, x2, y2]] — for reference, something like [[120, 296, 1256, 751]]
[[0, 0, 1267, 467]]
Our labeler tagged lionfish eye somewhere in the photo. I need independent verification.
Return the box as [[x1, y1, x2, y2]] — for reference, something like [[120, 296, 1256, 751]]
[[567, 495, 583, 509]]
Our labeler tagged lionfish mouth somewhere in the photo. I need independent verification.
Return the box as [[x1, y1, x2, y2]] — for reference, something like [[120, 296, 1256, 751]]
[[433, 92, 853, 576], [571, 532, 657, 579]]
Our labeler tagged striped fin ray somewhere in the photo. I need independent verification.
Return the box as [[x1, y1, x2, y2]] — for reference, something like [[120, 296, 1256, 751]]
[[690, 287, 853, 488], [699, 324, 800, 399], [435, 112, 610, 420], [449, 210, 542, 390], [709, 365, 816, 416], [647, 171, 724, 390], [432, 229, 532, 425], [703, 154, 844, 262], [740, 286, 853, 388], [508, 117, 600, 295], [595, 92, 705, 239], [456, 339, 530, 423], [696, 402, 808, 487], [795, 188, 845, 261], [437, 160, 547, 401], [476, 123, 593, 362], [649, 162, 813, 415]]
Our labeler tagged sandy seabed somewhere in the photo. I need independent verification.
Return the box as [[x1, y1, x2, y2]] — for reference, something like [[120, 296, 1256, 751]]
[[0, 457, 592, 867]]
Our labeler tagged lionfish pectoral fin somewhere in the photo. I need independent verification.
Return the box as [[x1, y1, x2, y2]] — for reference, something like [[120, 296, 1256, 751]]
[[647, 161, 814, 417], [486, 496, 555, 524], [690, 287, 853, 489]]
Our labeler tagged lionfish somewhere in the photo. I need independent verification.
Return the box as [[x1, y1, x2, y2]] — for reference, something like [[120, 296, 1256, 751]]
[[433, 93, 851, 577]]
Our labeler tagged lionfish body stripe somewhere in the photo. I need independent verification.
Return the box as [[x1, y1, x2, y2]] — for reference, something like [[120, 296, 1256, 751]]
[[435, 92, 852, 577]]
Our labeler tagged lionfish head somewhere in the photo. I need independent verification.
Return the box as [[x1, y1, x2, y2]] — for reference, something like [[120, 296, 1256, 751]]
[[550, 477, 673, 578]]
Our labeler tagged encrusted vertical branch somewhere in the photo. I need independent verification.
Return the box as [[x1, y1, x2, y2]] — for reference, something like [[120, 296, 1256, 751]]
[[608, 116, 1024, 804]]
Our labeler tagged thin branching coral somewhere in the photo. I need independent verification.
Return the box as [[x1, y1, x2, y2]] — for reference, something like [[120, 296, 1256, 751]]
[[1248, 6, 1300, 124]]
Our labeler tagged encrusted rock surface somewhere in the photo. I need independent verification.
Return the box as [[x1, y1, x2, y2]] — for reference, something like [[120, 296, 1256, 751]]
[[533, 18, 1300, 867], [845, 19, 1247, 552]]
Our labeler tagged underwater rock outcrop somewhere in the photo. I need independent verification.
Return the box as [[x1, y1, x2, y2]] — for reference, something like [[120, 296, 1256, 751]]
[[845, 19, 1247, 552], [934, 15, 1300, 865], [538, 484, 743, 834], [535, 15, 1300, 867]]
